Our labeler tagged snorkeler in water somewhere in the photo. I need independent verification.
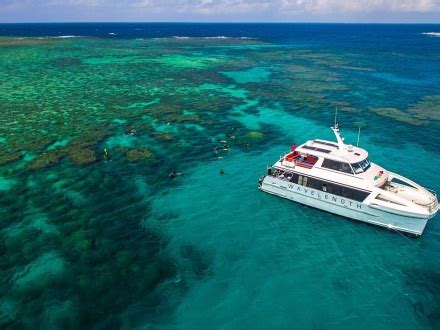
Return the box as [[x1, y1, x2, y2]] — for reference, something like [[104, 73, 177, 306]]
[[103, 148, 111, 161], [126, 129, 136, 136], [169, 171, 183, 179]]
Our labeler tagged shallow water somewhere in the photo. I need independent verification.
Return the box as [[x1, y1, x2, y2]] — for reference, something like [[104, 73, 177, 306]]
[[0, 24, 440, 329]]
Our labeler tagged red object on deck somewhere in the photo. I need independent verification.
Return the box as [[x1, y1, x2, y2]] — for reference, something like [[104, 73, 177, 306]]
[[291, 145, 296, 151]]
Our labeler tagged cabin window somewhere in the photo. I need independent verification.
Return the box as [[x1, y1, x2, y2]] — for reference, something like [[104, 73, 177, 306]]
[[298, 175, 308, 186], [340, 186, 370, 201], [322, 159, 354, 174], [294, 174, 369, 202], [289, 172, 299, 183], [351, 158, 371, 174]]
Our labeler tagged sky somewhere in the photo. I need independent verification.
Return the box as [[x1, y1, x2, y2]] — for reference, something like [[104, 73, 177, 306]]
[[0, 0, 439, 23]]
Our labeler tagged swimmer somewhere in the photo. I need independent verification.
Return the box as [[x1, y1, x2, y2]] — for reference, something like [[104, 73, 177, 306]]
[[220, 168, 225, 175], [103, 148, 111, 161], [169, 171, 183, 179], [126, 129, 136, 136]]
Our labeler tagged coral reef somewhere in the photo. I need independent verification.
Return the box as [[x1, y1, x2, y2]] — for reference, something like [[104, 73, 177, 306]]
[[68, 148, 97, 165], [244, 131, 264, 140], [0, 150, 22, 166], [126, 148, 155, 162], [408, 95, 440, 121], [27, 150, 65, 170], [115, 147, 156, 162], [371, 107, 427, 126]]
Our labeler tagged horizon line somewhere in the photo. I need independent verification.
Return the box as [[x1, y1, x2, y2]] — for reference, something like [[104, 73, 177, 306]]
[[1, 21, 440, 25]]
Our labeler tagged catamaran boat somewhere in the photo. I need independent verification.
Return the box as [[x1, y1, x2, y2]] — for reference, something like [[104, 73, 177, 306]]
[[258, 125, 438, 236]]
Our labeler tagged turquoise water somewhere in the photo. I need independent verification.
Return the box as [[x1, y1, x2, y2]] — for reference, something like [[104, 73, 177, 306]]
[[0, 24, 440, 329]]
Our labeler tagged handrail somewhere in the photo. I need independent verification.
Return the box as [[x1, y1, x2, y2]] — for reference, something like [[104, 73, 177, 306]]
[[388, 173, 438, 213], [415, 199, 437, 208], [388, 172, 425, 191], [427, 188, 437, 197]]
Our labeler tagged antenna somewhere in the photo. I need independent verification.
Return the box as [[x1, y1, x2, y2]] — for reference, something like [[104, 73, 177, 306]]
[[356, 126, 361, 146]]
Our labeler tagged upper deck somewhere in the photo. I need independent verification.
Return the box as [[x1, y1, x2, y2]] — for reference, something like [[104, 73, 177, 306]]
[[274, 126, 389, 191], [296, 139, 368, 164]]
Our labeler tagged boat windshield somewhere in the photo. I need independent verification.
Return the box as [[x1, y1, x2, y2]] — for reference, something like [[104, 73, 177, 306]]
[[351, 158, 371, 174]]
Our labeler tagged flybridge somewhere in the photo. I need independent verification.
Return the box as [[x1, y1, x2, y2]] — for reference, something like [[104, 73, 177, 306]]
[[294, 126, 369, 165], [301, 145, 332, 154], [313, 140, 339, 148]]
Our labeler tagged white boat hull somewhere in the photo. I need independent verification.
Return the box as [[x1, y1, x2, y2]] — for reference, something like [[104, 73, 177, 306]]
[[260, 177, 430, 236]]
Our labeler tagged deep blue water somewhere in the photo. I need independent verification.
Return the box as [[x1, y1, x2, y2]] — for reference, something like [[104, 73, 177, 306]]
[[1, 23, 440, 329], [0, 22, 439, 46]]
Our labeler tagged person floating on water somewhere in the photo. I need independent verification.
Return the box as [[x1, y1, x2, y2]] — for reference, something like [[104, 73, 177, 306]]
[[220, 168, 225, 175], [103, 148, 111, 161], [213, 144, 230, 153], [126, 129, 136, 136], [169, 171, 183, 179]]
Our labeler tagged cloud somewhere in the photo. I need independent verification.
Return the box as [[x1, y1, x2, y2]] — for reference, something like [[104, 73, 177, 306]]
[[279, 0, 438, 14], [180, 0, 272, 14], [13, 0, 440, 13], [0, 0, 439, 22]]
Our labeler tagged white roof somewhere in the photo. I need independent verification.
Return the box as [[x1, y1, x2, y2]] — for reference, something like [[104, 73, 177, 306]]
[[296, 139, 368, 163]]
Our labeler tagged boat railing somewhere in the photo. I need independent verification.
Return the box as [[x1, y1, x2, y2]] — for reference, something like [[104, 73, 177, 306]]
[[427, 188, 437, 198], [415, 189, 438, 213], [280, 152, 291, 161], [280, 153, 296, 168], [269, 168, 293, 182], [280, 152, 318, 169]]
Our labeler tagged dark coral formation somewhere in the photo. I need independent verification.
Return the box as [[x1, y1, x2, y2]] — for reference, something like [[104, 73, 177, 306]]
[[68, 148, 97, 165], [27, 150, 65, 170], [122, 148, 155, 162]]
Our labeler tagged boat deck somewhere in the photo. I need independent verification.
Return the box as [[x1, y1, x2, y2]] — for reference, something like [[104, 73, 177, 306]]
[[284, 151, 318, 169]]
